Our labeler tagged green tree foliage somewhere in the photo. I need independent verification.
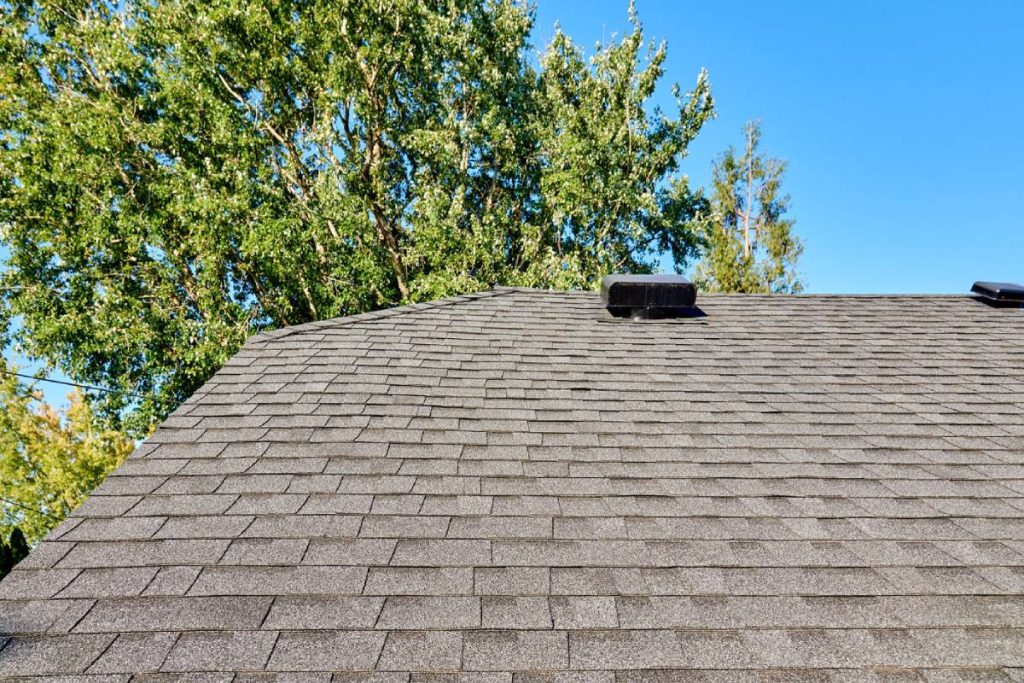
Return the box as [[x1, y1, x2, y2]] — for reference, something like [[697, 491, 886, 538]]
[[0, 360, 135, 546], [533, 11, 712, 287], [694, 121, 803, 293], [0, 0, 713, 435]]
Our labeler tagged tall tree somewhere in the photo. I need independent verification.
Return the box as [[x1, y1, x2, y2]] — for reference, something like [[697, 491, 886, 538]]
[[0, 0, 713, 436], [530, 6, 713, 288], [0, 360, 135, 545], [694, 121, 803, 293]]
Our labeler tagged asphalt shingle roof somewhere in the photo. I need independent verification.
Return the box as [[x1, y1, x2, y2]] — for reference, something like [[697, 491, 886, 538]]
[[2, 287, 1024, 680]]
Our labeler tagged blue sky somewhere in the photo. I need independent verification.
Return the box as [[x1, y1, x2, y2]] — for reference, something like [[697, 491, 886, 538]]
[[5, 1, 1024, 406], [533, 0, 1024, 294]]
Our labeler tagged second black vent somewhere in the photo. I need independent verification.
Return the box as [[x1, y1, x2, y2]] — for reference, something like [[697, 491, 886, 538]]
[[971, 281, 1024, 306]]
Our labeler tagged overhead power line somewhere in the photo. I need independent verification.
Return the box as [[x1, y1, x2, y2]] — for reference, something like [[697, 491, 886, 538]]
[[0, 496, 58, 520], [0, 369, 146, 399]]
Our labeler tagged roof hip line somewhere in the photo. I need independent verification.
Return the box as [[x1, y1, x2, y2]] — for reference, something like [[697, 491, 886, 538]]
[[246, 287, 519, 345]]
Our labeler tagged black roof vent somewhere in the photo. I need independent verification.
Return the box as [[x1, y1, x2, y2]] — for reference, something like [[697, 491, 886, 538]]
[[601, 274, 697, 319], [971, 281, 1024, 306]]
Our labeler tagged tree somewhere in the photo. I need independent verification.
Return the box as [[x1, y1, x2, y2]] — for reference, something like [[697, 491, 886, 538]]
[[0, 359, 135, 546], [528, 6, 712, 288], [1, 0, 713, 436], [694, 121, 803, 293]]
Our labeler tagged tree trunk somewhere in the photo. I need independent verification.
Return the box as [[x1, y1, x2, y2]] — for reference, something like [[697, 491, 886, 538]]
[[743, 125, 754, 260]]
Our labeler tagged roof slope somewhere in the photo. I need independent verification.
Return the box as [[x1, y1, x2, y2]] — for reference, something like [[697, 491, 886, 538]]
[[2, 287, 1024, 680]]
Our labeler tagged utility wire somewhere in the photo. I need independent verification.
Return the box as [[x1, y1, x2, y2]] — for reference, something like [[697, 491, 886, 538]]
[[0, 496, 58, 520], [0, 369, 146, 399]]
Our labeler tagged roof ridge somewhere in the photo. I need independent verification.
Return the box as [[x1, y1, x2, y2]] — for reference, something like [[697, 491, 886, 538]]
[[492, 285, 589, 293], [245, 288, 982, 345], [707, 292, 972, 298], [500, 286, 976, 299], [245, 288, 517, 344]]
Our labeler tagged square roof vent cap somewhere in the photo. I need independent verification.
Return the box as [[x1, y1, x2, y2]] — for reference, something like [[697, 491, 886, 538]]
[[601, 274, 697, 318], [971, 281, 1024, 304]]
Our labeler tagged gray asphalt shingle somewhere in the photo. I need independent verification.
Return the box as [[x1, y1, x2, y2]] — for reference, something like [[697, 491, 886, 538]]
[[2, 287, 1023, 678]]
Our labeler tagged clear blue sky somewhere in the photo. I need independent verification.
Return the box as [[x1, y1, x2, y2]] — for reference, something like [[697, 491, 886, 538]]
[[533, 0, 1024, 294], [5, 1, 1024, 406]]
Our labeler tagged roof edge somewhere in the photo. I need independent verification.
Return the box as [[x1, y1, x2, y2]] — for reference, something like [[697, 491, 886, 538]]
[[491, 285, 585, 293], [244, 288, 516, 345]]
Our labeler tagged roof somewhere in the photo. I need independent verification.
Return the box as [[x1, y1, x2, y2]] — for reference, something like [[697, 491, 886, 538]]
[[2, 287, 1024, 680]]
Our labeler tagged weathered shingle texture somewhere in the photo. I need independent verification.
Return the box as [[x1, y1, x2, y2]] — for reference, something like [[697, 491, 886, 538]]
[[2, 287, 1024, 680]]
